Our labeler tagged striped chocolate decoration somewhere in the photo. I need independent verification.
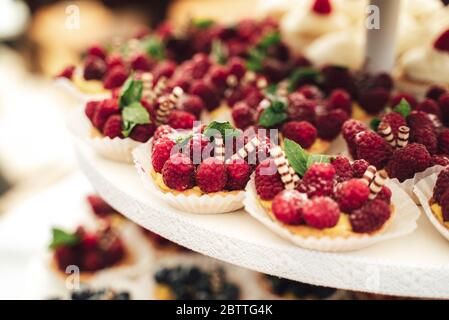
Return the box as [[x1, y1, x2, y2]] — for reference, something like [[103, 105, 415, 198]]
[[155, 86, 184, 125], [368, 170, 388, 200], [148, 76, 168, 103], [141, 72, 154, 100], [397, 126, 410, 148], [214, 135, 225, 161], [378, 122, 396, 147], [229, 136, 260, 162], [361, 165, 377, 186], [270, 146, 296, 190]]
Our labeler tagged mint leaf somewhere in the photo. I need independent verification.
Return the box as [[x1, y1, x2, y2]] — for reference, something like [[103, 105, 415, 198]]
[[284, 139, 309, 176], [265, 83, 277, 95], [175, 133, 193, 147], [204, 121, 240, 139], [258, 98, 288, 128], [142, 36, 165, 61], [288, 67, 320, 92], [193, 18, 214, 29], [370, 118, 381, 131], [393, 98, 411, 118], [211, 40, 227, 65], [49, 227, 80, 249], [246, 48, 265, 72], [258, 31, 281, 50], [121, 101, 150, 137], [119, 77, 143, 108], [306, 154, 330, 169]]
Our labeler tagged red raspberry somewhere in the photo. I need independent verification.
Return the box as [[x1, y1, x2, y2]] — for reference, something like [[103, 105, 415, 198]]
[[104, 237, 125, 266], [57, 65, 75, 79], [190, 80, 220, 111], [342, 119, 368, 158], [350, 199, 391, 233], [154, 125, 175, 141], [209, 65, 229, 88], [232, 102, 255, 130], [81, 233, 98, 250], [179, 94, 204, 118], [167, 110, 195, 129], [302, 197, 340, 229], [287, 92, 317, 123], [390, 92, 417, 109], [162, 153, 195, 191], [92, 99, 119, 131], [296, 85, 323, 100], [410, 127, 438, 155], [243, 86, 264, 109], [376, 186, 392, 204], [85, 100, 98, 122], [433, 167, 449, 203], [297, 163, 336, 198], [358, 87, 390, 115], [407, 111, 435, 132], [82, 251, 104, 272], [188, 134, 211, 163], [152, 138, 176, 173], [271, 190, 307, 225], [225, 159, 251, 191], [103, 66, 128, 89], [439, 92, 449, 126], [351, 159, 370, 178], [87, 44, 106, 60], [331, 155, 353, 182], [129, 124, 156, 142], [335, 179, 370, 212], [316, 109, 349, 140], [426, 85, 446, 101], [380, 112, 406, 138], [415, 99, 441, 119], [196, 157, 228, 193], [83, 56, 106, 80], [191, 53, 212, 79], [328, 89, 352, 115], [440, 190, 449, 221], [153, 60, 176, 80], [130, 53, 153, 71], [281, 121, 317, 149], [386, 143, 431, 182], [321, 65, 356, 95], [255, 159, 285, 200], [434, 29, 449, 52], [312, 0, 332, 15], [103, 114, 123, 138], [438, 129, 449, 155], [106, 53, 125, 70], [54, 246, 78, 271], [86, 195, 116, 217], [355, 131, 393, 169], [227, 57, 246, 79], [432, 154, 449, 167]]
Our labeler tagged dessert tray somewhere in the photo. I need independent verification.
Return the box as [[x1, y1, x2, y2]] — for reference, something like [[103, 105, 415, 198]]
[[74, 136, 449, 299]]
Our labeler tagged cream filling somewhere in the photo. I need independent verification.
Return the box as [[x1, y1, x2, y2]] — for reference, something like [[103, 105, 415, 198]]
[[401, 47, 449, 85]]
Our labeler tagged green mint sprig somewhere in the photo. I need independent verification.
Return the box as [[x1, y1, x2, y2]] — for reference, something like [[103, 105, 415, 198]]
[[283, 138, 330, 177]]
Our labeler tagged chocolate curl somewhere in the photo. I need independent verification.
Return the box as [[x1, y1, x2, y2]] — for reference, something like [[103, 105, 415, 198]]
[[361, 165, 377, 186], [141, 72, 154, 100], [368, 170, 388, 200], [378, 122, 396, 148], [148, 76, 168, 103], [214, 135, 225, 161], [270, 146, 297, 190], [397, 126, 410, 149], [228, 136, 260, 162], [155, 86, 183, 125]]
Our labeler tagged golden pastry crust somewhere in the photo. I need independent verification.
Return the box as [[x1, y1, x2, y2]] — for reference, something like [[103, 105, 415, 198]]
[[154, 284, 175, 300], [429, 199, 449, 229]]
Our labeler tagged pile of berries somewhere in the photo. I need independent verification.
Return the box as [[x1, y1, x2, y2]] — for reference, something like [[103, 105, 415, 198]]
[[154, 266, 240, 300], [255, 159, 392, 234], [433, 167, 449, 222], [51, 225, 125, 272], [86, 194, 119, 218]]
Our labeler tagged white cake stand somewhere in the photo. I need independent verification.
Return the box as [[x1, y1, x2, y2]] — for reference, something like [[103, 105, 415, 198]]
[[73, 138, 449, 299]]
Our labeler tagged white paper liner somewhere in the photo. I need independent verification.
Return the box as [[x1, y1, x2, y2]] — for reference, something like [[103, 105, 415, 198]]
[[413, 165, 449, 242], [244, 177, 420, 252], [132, 140, 245, 214], [55, 77, 110, 102], [68, 107, 141, 163]]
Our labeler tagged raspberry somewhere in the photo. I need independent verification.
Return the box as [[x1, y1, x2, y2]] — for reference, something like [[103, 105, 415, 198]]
[[321, 65, 356, 96], [130, 53, 153, 71], [302, 197, 340, 229], [439, 93, 449, 126], [225, 159, 251, 190], [152, 138, 176, 173], [287, 92, 316, 123], [87, 44, 106, 60], [407, 111, 434, 132], [342, 119, 368, 158], [434, 29, 449, 52], [426, 85, 446, 101], [227, 57, 247, 79], [440, 190, 449, 221], [316, 109, 349, 140], [103, 114, 123, 138], [209, 65, 229, 88], [86, 195, 116, 217], [386, 143, 431, 182], [432, 154, 449, 167], [196, 157, 227, 193], [358, 87, 390, 114], [410, 127, 438, 155], [57, 65, 75, 79], [311, 0, 332, 15], [154, 125, 175, 141], [85, 101, 98, 122], [415, 99, 441, 119], [54, 246, 77, 271], [162, 153, 195, 191], [83, 56, 106, 80], [190, 80, 220, 111], [328, 89, 352, 115], [390, 92, 417, 109], [296, 85, 323, 100], [352, 159, 370, 178], [271, 190, 306, 225], [153, 60, 176, 80], [297, 163, 336, 198], [350, 200, 391, 233], [281, 121, 317, 149], [331, 155, 353, 182], [167, 110, 195, 129], [103, 66, 128, 89], [82, 252, 103, 272], [438, 129, 449, 155], [106, 53, 125, 70], [355, 130, 393, 169], [104, 237, 125, 266], [180, 94, 205, 118], [376, 186, 392, 204], [243, 86, 264, 108], [433, 167, 449, 203], [188, 134, 211, 163], [129, 124, 155, 142], [232, 102, 255, 130], [255, 159, 285, 200], [380, 112, 406, 138], [92, 99, 119, 131], [191, 53, 211, 79], [335, 179, 370, 212], [370, 73, 394, 91]]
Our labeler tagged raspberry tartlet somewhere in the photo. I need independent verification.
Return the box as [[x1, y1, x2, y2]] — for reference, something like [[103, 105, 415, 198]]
[[244, 139, 419, 251]]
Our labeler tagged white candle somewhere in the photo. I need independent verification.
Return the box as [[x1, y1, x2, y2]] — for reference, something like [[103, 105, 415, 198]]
[[364, 0, 401, 73]]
